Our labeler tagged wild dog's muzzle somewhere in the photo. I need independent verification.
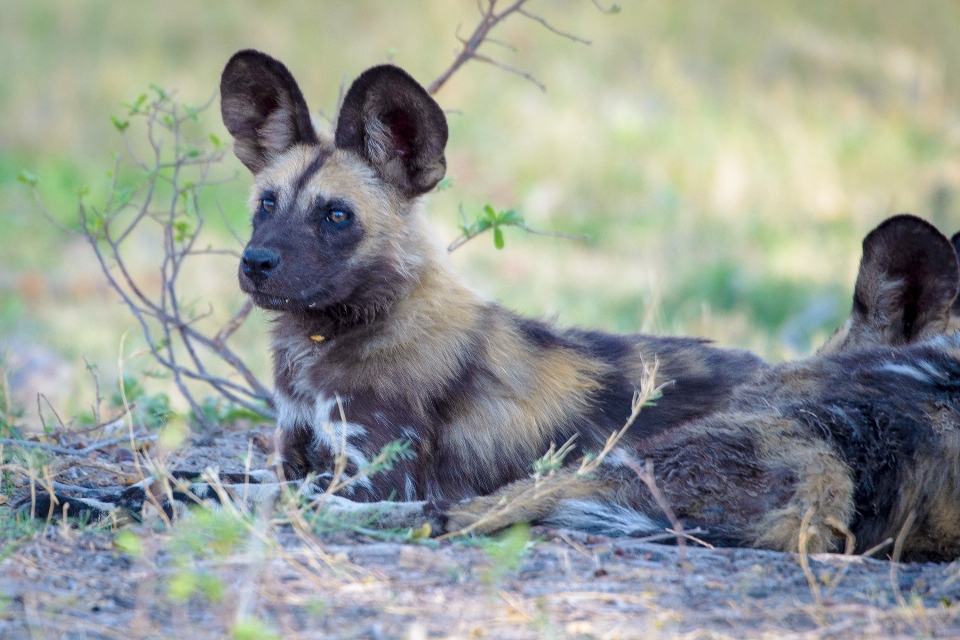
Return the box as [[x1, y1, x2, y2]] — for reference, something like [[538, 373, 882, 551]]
[[241, 246, 281, 286]]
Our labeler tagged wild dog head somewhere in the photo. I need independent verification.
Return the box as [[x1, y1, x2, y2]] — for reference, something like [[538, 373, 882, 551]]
[[220, 50, 448, 330], [818, 214, 960, 354]]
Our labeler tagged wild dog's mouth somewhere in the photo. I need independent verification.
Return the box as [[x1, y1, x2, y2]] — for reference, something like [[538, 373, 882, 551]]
[[246, 290, 327, 313]]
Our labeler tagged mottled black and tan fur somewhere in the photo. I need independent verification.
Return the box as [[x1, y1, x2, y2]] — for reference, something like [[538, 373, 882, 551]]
[[447, 215, 960, 561], [219, 49, 766, 505]]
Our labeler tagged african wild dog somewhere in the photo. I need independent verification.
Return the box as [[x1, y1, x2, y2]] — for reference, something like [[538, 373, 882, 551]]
[[218, 49, 767, 507], [19, 50, 762, 529], [445, 214, 960, 561], [27, 52, 960, 561]]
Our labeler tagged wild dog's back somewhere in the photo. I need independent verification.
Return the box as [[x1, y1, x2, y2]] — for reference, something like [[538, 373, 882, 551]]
[[442, 215, 960, 560], [622, 216, 960, 560]]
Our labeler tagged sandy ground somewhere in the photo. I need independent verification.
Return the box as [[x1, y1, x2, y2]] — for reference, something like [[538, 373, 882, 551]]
[[2, 429, 960, 639]]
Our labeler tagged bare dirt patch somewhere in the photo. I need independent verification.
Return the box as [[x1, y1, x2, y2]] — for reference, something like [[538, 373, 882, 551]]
[[2, 428, 960, 639]]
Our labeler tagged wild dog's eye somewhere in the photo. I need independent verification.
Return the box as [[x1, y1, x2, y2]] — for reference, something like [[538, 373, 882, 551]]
[[259, 198, 276, 216], [326, 209, 352, 228]]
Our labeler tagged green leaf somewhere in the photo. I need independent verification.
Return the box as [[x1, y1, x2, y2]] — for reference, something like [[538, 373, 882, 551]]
[[16, 171, 38, 187], [494, 227, 505, 250], [173, 220, 192, 242], [110, 115, 130, 132], [474, 218, 493, 233], [482, 204, 497, 222], [124, 93, 148, 114], [114, 530, 143, 557], [168, 570, 197, 603], [435, 176, 453, 191], [149, 84, 168, 100], [482, 523, 531, 583], [196, 573, 224, 603], [498, 209, 523, 225], [232, 618, 280, 640], [113, 185, 133, 207]]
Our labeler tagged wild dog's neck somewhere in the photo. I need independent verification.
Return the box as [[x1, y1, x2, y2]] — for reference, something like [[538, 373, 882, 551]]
[[273, 250, 486, 397]]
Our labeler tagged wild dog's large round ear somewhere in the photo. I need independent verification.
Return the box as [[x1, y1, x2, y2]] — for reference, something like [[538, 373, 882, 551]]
[[220, 50, 319, 174], [951, 231, 960, 317], [334, 65, 448, 197], [846, 214, 959, 348]]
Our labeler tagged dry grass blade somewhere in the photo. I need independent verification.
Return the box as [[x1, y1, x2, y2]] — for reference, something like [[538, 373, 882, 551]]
[[797, 506, 824, 623], [890, 509, 931, 636], [619, 456, 691, 568]]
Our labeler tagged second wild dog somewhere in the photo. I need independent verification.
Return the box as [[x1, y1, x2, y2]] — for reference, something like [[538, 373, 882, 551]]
[[445, 214, 960, 561]]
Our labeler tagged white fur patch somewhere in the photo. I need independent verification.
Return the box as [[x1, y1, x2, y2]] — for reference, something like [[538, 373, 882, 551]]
[[310, 395, 373, 493], [316, 494, 430, 529], [404, 474, 416, 501], [245, 469, 279, 483], [275, 390, 314, 431], [73, 497, 118, 514], [879, 362, 944, 384], [544, 499, 660, 537]]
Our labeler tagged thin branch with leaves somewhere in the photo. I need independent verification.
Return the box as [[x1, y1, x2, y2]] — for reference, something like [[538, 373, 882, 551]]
[[27, 90, 274, 427], [24, 2, 608, 429]]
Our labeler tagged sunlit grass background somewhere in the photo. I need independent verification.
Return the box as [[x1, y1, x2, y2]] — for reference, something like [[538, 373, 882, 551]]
[[2, 0, 960, 424]]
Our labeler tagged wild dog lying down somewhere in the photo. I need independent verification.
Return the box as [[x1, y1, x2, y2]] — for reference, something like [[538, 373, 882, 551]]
[[21, 50, 765, 527], [27, 53, 960, 562], [218, 49, 767, 502], [446, 214, 960, 561]]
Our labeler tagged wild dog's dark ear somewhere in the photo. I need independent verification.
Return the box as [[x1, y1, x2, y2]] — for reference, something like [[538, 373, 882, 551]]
[[220, 50, 319, 173], [951, 231, 960, 317], [843, 214, 959, 349], [334, 65, 447, 197]]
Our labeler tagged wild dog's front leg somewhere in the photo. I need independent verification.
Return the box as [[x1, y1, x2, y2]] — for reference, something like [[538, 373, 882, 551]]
[[313, 494, 448, 532]]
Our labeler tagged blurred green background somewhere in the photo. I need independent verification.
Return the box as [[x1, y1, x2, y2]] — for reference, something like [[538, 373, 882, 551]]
[[2, 0, 960, 424]]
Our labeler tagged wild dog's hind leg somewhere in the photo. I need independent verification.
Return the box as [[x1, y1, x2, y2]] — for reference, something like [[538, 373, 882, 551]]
[[441, 472, 617, 535], [748, 418, 857, 554]]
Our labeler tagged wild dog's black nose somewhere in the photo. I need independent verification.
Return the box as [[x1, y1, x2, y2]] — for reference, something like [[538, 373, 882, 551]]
[[241, 247, 281, 286]]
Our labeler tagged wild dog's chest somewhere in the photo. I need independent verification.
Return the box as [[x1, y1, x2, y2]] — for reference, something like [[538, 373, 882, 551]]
[[271, 340, 431, 499]]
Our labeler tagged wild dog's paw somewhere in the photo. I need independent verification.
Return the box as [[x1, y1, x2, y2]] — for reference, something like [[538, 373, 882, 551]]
[[422, 500, 452, 535], [754, 506, 856, 555]]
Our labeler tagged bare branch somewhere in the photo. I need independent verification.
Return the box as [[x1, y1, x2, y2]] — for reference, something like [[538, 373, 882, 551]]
[[448, 220, 587, 252], [0, 433, 156, 457], [590, 0, 621, 14], [518, 9, 591, 44], [471, 52, 547, 92], [620, 456, 690, 569], [428, 0, 531, 95], [62, 93, 275, 426], [428, 0, 602, 95]]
